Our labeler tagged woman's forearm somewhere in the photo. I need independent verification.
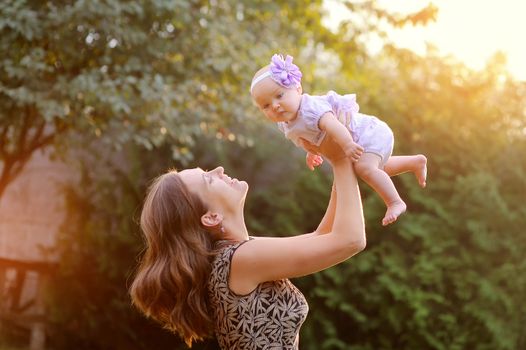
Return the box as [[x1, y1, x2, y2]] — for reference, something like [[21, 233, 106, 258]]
[[331, 159, 365, 246], [315, 183, 336, 234], [300, 133, 365, 245]]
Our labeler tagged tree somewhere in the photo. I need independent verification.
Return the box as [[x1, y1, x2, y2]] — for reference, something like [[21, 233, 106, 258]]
[[0, 0, 332, 198], [298, 44, 526, 349]]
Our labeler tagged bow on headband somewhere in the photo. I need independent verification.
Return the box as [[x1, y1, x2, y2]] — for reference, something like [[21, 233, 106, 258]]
[[250, 54, 302, 92]]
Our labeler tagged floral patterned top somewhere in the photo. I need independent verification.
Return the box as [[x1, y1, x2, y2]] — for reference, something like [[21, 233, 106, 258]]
[[208, 240, 309, 349]]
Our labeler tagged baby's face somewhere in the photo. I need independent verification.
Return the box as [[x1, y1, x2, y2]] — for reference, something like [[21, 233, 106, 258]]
[[251, 77, 302, 123]]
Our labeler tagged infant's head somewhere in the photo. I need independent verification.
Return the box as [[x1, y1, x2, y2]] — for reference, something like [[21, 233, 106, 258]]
[[250, 54, 303, 123]]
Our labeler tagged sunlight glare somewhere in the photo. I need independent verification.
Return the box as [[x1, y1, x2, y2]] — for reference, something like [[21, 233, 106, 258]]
[[326, 0, 526, 81], [380, 0, 526, 81]]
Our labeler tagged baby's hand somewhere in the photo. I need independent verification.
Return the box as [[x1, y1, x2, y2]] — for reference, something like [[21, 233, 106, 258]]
[[344, 142, 364, 163], [306, 153, 324, 171]]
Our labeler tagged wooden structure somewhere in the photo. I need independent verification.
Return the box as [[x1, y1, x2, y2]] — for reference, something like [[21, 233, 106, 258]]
[[0, 257, 55, 350], [0, 150, 70, 350]]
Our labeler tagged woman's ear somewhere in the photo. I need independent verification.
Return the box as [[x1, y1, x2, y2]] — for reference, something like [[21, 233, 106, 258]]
[[201, 211, 223, 229], [297, 84, 302, 94]]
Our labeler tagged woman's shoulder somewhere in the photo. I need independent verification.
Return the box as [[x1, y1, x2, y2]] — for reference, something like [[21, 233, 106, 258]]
[[211, 240, 250, 271], [209, 240, 253, 298]]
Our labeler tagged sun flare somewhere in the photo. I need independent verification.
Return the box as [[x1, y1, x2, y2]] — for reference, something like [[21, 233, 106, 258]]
[[327, 0, 526, 81]]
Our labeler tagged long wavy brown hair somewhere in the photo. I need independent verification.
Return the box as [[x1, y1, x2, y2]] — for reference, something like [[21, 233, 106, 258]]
[[129, 170, 214, 347]]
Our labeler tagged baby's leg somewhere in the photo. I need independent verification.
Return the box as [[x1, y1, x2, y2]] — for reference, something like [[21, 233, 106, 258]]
[[384, 155, 427, 188], [355, 153, 407, 226]]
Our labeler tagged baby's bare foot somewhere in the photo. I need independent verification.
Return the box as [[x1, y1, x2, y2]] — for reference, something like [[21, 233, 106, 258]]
[[382, 200, 407, 226], [415, 155, 427, 188]]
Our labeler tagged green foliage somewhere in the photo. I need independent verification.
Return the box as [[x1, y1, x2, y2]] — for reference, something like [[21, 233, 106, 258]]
[[296, 46, 526, 350], [0, 0, 329, 196], [2, 0, 525, 349]]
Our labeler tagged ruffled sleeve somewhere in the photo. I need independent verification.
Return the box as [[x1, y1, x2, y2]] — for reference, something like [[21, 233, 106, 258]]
[[299, 94, 334, 132], [326, 90, 359, 114], [325, 91, 360, 127]]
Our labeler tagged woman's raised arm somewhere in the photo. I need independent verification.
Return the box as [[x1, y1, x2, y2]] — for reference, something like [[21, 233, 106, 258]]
[[229, 138, 366, 295]]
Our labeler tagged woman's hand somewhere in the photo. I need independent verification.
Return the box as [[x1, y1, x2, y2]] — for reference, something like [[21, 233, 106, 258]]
[[299, 136, 347, 164]]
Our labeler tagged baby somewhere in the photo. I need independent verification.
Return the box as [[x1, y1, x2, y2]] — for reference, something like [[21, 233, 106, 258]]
[[250, 54, 427, 226]]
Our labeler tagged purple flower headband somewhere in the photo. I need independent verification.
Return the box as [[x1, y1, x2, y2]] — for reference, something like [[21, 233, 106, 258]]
[[250, 54, 302, 92]]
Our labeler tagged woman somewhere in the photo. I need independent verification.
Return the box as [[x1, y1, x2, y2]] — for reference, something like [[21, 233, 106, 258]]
[[129, 137, 366, 349]]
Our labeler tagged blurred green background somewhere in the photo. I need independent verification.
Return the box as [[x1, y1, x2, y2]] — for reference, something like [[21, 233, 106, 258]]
[[1, 0, 525, 349]]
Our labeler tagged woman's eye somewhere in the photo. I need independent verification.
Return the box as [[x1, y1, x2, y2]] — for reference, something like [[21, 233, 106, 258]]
[[277, 93, 283, 98]]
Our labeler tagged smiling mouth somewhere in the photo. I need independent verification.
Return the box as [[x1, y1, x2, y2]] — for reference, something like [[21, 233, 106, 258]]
[[224, 175, 237, 184]]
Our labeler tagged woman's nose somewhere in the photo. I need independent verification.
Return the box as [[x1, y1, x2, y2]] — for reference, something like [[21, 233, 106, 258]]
[[212, 166, 224, 175]]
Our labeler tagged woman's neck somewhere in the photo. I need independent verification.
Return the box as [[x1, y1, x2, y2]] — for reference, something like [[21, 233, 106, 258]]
[[222, 213, 249, 241]]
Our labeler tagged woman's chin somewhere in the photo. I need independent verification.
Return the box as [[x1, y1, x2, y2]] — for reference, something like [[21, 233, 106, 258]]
[[238, 181, 249, 196]]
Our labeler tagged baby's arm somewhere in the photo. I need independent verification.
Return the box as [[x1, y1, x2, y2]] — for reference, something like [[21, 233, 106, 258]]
[[319, 112, 364, 162]]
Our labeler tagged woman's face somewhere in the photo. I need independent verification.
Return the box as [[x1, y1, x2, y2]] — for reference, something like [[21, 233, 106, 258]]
[[178, 167, 248, 214]]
